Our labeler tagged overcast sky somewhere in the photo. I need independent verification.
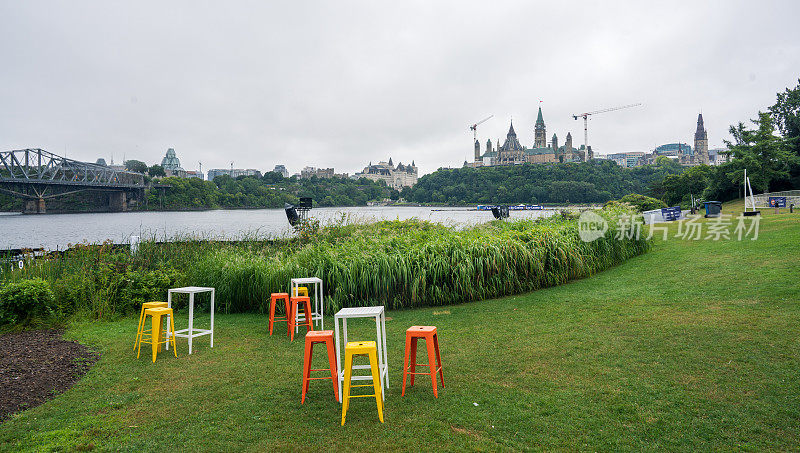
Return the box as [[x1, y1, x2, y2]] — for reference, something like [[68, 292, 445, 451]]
[[1, 1, 799, 176]]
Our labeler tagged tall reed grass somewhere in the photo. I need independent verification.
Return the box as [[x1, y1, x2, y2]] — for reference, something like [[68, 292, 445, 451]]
[[190, 209, 649, 313]]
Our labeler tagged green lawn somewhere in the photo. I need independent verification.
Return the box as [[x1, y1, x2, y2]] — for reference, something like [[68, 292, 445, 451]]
[[2, 205, 799, 451]]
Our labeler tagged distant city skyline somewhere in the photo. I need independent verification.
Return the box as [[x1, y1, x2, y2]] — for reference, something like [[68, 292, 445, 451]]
[[1, 1, 798, 176]]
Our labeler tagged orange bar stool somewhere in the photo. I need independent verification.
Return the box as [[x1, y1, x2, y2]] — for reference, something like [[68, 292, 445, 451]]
[[288, 296, 314, 341], [301, 330, 339, 404], [134, 301, 168, 351], [269, 293, 291, 337], [136, 307, 178, 363], [341, 341, 384, 425], [402, 326, 444, 397]]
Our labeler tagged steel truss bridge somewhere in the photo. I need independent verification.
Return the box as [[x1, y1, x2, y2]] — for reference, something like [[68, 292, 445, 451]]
[[0, 148, 148, 213]]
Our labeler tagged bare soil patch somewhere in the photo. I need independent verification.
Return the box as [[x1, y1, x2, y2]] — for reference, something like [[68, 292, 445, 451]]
[[0, 329, 99, 421]]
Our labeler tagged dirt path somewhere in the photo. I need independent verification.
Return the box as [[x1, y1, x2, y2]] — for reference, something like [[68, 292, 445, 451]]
[[0, 329, 99, 421]]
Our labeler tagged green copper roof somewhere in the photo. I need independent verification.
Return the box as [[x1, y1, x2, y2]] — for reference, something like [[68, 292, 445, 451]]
[[536, 106, 544, 125]]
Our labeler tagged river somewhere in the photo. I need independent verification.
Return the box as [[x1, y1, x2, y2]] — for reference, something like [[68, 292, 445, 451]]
[[1, 207, 558, 251]]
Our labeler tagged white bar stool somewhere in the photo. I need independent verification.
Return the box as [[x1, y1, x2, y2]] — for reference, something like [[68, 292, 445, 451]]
[[333, 306, 388, 403], [166, 286, 215, 354], [290, 277, 323, 332]]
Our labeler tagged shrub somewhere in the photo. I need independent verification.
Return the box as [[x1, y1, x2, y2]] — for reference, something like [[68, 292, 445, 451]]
[[613, 194, 668, 212], [0, 278, 56, 327], [52, 273, 94, 319], [108, 268, 180, 314]]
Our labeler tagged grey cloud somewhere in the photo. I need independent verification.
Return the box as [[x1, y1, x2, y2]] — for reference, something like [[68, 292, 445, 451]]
[[1, 1, 798, 175]]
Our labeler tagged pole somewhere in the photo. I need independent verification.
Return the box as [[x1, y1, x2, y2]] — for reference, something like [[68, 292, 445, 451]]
[[583, 116, 589, 151], [744, 169, 747, 211]]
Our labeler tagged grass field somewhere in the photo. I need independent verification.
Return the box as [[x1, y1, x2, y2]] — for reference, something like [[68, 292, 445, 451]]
[[1, 203, 798, 451]]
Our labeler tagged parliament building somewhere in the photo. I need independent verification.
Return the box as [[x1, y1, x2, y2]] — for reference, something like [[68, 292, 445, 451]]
[[467, 107, 591, 167]]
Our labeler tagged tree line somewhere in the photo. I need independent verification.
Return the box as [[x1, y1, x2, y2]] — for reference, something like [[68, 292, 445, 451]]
[[144, 174, 393, 210]]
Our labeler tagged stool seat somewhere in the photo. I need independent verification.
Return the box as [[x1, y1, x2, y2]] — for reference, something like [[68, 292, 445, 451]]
[[346, 340, 376, 352], [402, 325, 444, 398], [341, 341, 383, 425], [408, 326, 436, 334], [306, 330, 334, 339], [302, 330, 338, 404]]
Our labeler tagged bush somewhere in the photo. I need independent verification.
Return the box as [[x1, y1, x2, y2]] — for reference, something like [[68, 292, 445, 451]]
[[0, 278, 56, 327], [109, 268, 180, 314], [52, 273, 94, 319], [615, 194, 667, 212]]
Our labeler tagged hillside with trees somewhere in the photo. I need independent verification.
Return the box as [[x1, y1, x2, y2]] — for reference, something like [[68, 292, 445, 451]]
[[401, 158, 686, 205]]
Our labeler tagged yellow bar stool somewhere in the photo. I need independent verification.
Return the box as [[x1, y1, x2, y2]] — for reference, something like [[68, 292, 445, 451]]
[[134, 302, 168, 351], [292, 286, 309, 298], [136, 307, 178, 362], [341, 341, 384, 425]]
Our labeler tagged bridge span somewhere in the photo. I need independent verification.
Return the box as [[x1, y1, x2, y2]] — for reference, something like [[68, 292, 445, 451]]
[[0, 148, 148, 213]]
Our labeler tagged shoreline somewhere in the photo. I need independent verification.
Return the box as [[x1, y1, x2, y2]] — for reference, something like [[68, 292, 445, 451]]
[[0, 202, 601, 216]]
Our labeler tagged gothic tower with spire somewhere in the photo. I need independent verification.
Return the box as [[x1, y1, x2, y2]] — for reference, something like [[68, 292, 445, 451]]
[[498, 120, 524, 164], [474, 139, 481, 162], [694, 113, 709, 165], [534, 106, 547, 148]]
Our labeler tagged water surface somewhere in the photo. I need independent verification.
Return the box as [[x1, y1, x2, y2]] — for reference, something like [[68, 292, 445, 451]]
[[1, 207, 557, 250]]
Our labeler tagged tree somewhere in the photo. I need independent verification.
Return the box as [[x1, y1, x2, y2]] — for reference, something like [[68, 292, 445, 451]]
[[768, 78, 800, 189], [262, 171, 284, 184], [769, 78, 800, 155], [125, 159, 148, 173], [660, 165, 713, 206], [724, 112, 796, 193], [148, 165, 166, 177]]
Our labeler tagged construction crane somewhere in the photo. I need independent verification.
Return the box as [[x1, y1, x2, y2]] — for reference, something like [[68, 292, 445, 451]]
[[469, 115, 493, 141], [572, 104, 641, 155]]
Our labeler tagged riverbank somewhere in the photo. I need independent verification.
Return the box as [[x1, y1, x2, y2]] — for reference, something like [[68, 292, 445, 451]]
[[1, 203, 797, 450]]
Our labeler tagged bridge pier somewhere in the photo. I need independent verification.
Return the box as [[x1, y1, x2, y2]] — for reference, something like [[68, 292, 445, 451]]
[[24, 198, 46, 214], [108, 192, 127, 211]]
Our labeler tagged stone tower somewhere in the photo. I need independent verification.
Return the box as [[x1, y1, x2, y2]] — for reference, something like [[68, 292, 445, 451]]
[[534, 106, 547, 148], [551, 133, 558, 151], [565, 132, 573, 151], [486, 138, 492, 154], [474, 139, 481, 162], [694, 113, 709, 165]]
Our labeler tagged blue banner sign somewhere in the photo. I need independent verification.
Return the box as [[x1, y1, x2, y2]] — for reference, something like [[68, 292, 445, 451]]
[[661, 206, 682, 221], [768, 197, 787, 208]]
